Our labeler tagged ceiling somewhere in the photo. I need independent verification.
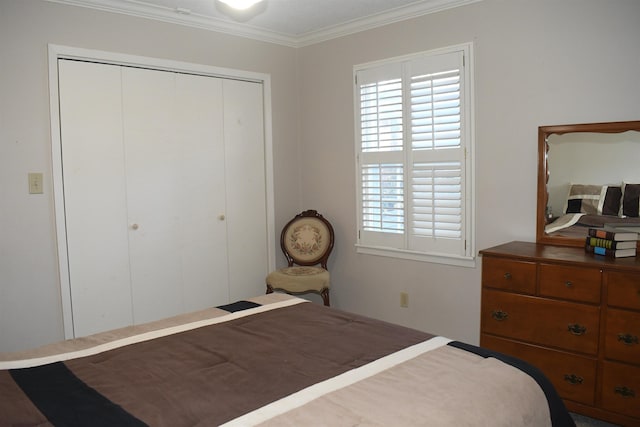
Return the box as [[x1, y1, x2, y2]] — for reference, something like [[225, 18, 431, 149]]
[[46, 0, 480, 47]]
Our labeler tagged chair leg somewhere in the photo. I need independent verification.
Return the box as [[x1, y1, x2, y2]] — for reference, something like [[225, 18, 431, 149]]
[[321, 288, 330, 307], [266, 284, 273, 295]]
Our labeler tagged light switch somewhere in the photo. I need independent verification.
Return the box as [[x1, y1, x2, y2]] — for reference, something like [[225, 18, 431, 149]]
[[28, 173, 43, 194]]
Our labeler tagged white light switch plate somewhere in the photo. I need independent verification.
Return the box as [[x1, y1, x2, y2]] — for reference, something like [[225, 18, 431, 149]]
[[28, 172, 43, 194]]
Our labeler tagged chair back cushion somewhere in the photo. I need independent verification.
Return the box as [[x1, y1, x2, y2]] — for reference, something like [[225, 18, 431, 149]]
[[283, 216, 332, 265]]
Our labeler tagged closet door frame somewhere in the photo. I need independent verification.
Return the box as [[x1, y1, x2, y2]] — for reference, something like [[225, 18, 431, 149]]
[[48, 44, 276, 339]]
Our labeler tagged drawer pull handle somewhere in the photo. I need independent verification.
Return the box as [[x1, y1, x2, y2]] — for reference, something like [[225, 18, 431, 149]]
[[614, 386, 636, 399], [563, 374, 583, 385], [491, 310, 509, 321], [617, 333, 639, 346], [567, 324, 587, 336], [564, 281, 573, 287], [503, 272, 512, 280]]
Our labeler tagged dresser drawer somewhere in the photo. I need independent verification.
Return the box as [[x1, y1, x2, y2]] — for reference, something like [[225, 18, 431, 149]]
[[481, 334, 597, 405], [482, 257, 536, 294], [481, 289, 600, 355], [607, 271, 640, 311], [539, 264, 601, 304], [601, 361, 640, 419], [604, 308, 640, 365]]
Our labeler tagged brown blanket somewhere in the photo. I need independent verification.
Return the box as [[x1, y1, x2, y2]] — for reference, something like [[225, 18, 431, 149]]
[[0, 295, 561, 426], [1, 296, 430, 425]]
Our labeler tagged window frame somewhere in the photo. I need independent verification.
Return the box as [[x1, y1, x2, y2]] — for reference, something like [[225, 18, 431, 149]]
[[353, 43, 475, 267]]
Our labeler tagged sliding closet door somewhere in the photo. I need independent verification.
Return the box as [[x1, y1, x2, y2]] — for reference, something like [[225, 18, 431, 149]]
[[174, 73, 229, 312], [58, 60, 133, 337], [58, 58, 269, 337], [122, 68, 228, 323], [223, 79, 269, 301]]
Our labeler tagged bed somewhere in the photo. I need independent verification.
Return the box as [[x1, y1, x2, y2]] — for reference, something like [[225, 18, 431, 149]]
[[0, 294, 574, 426], [545, 183, 640, 239], [545, 213, 640, 239]]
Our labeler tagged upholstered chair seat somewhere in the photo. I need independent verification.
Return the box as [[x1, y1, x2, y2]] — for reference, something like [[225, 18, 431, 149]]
[[266, 210, 334, 306], [266, 266, 329, 293]]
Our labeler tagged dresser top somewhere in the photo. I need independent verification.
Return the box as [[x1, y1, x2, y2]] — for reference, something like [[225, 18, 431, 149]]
[[479, 241, 640, 272]]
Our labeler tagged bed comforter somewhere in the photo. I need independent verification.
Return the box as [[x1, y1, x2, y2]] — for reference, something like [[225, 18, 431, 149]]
[[546, 213, 640, 237], [0, 294, 574, 426]]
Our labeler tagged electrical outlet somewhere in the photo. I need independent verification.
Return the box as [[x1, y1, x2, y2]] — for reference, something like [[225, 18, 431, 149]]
[[400, 292, 409, 308]]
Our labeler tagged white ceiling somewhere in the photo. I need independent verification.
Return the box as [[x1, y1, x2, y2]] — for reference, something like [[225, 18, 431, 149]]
[[46, 0, 480, 46]]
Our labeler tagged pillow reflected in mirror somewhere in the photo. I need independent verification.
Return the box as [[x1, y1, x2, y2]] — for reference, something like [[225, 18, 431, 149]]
[[565, 184, 621, 216], [621, 183, 640, 217]]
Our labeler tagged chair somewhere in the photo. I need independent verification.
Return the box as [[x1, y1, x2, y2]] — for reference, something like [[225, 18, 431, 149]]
[[266, 210, 334, 306]]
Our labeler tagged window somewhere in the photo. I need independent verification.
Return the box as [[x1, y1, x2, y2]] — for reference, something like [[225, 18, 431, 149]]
[[354, 44, 474, 266]]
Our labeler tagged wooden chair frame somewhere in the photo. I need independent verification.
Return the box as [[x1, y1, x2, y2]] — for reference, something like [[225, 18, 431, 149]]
[[266, 210, 334, 305]]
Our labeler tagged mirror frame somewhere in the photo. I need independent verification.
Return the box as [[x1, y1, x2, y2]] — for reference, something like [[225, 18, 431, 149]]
[[537, 120, 640, 247]]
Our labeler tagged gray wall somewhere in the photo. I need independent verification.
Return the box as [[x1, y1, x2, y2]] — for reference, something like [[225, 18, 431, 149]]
[[0, 0, 300, 352], [295, 0, 640, 342], [1, 0, 639, 352]]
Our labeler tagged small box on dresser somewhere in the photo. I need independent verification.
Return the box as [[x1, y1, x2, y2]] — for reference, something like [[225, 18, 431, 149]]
[[480, 242, 640, 426]]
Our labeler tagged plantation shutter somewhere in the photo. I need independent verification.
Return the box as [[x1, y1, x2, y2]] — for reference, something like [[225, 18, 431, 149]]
[[356, 48, 468, 258], [357, 62, 404, 248], [407, 52, 465, 254]]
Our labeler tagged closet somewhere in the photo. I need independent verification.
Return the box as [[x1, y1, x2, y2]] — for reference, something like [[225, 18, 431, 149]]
[[57, 58, 269, 337]]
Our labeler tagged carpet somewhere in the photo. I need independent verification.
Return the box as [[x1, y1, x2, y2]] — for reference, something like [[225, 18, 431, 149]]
[[571, 412, 620, 427]]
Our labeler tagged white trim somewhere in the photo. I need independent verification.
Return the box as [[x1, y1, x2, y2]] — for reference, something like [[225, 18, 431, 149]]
[[354, 42, 472, 74], [48, 44, 269, 82], [355, 244, 476, 268], [464, 42, 477, 263], [45, 0, 298, 47], [48, 44, 276, 339], [43, 0, 482, 48], [296, 0, 481, 47], [262, 78, 277, 272], [48, 48, 73, 339]]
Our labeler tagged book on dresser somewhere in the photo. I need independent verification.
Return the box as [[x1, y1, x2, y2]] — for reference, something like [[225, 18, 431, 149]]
[[587, 227, 638, 242], [584, 244, 636, 258], [584, 236, 637, 250], [604, 223, 640, 234]]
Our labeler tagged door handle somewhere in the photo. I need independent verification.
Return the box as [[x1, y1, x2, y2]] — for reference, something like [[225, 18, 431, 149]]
[[131, 223, 139, 230]]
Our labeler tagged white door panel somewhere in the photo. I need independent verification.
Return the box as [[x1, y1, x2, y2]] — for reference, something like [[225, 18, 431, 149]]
[[223, 79, 269, 301], [174, 73, 229, 311], [58, 60, 133, 337], [123, 67, 184, 324]]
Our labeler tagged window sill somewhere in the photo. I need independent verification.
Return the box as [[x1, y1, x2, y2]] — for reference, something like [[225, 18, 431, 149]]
[[355, 244, 476, 268]]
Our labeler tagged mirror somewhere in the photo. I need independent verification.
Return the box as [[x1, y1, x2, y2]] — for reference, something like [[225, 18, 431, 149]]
[[537, 120, 640, 247]]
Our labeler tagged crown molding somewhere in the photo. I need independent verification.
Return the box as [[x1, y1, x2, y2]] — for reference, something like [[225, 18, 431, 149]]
[[44, 0, 299, 46], [296, 0, 482, 47], [44, 0, 482, 48]]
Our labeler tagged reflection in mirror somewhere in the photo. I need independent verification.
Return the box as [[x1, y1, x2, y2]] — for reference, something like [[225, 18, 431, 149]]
[[547, 131, 640, 218], [537, 121, 640, 247]]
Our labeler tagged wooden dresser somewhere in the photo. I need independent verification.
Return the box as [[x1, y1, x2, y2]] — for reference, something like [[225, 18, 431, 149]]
[[480, 242, 640, 426]]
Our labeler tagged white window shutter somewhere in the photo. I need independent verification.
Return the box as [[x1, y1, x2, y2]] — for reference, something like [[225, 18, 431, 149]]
[[355, 45, 472, 262], [360, 79, 403, 153], [410, 69, 461, 151]]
